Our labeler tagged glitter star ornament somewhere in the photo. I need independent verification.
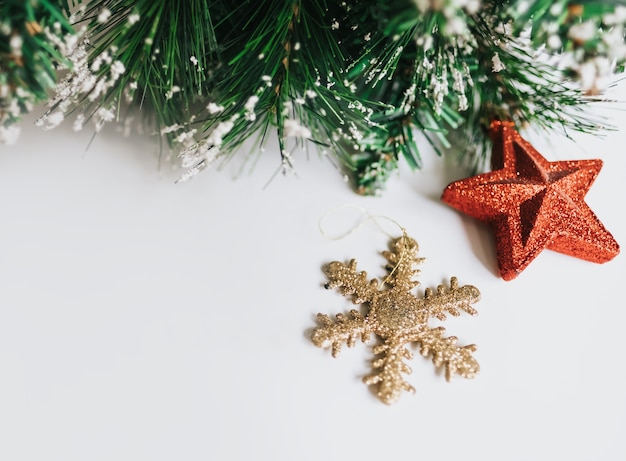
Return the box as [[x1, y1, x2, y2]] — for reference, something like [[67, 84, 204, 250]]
[[441, 121, 620, 281], [311, 234, 480, 405]]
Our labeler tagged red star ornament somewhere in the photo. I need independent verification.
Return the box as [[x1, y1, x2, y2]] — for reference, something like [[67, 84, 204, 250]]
[[441, 120, 620, 281]]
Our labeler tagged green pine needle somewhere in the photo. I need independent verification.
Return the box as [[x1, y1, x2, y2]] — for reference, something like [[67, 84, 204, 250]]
[[1, 0, 73, 137], [4, 0, 625, 193]]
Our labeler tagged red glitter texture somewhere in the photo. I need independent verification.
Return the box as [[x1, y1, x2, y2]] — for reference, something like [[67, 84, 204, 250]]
[[441, 120, 620, 281]]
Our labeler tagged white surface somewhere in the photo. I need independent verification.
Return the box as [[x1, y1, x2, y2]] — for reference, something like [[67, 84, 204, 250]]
[[1, 96, 625, 461]]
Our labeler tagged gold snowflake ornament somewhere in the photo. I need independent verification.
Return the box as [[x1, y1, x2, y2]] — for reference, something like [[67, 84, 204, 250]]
[[311, 234, 481, 404]]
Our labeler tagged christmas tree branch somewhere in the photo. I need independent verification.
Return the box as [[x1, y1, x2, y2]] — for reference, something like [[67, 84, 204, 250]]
[[3, 0, 626, 193], [0, 0, 74, 143]]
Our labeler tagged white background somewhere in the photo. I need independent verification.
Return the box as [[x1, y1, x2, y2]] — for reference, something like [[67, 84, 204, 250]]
[[1, 86, 625, 461]]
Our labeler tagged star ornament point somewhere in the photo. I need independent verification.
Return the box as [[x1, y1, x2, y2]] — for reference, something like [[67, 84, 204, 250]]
[[441, 121, 620, 281]]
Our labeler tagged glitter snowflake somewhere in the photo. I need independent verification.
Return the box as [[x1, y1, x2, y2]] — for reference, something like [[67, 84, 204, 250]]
[[311, 234, 480, 404]]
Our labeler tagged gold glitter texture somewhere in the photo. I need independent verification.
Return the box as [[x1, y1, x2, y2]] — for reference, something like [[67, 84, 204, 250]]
[[311, 235, 480, 405], [441, 120, 620, 281]]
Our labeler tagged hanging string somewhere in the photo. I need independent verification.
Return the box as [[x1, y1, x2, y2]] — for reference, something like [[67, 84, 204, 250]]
[[318, 204, 415, 288], [318, 203, 405, 240]]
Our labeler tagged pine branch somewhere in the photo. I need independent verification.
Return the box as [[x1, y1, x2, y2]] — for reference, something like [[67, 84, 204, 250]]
[[38, 0, 219, 140], [5, 0, 625, 193], [0, 0, 74, 143], [342, 0, 480, 192], [510, 0, 626, 93], [178, 0, 383, 182]]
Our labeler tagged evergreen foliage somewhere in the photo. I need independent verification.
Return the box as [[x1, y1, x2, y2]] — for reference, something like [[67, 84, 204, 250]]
[[2, 1, 626, 193]]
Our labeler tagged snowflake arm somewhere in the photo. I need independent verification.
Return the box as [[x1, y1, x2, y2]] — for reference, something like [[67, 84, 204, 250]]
[[424, 277, 480, 321], [362, 337, 416, 405], [381, 236, 424, 291], [323, 259, 379, 304], [311, 310, 371, 358], [413, 326, 479, 381]]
